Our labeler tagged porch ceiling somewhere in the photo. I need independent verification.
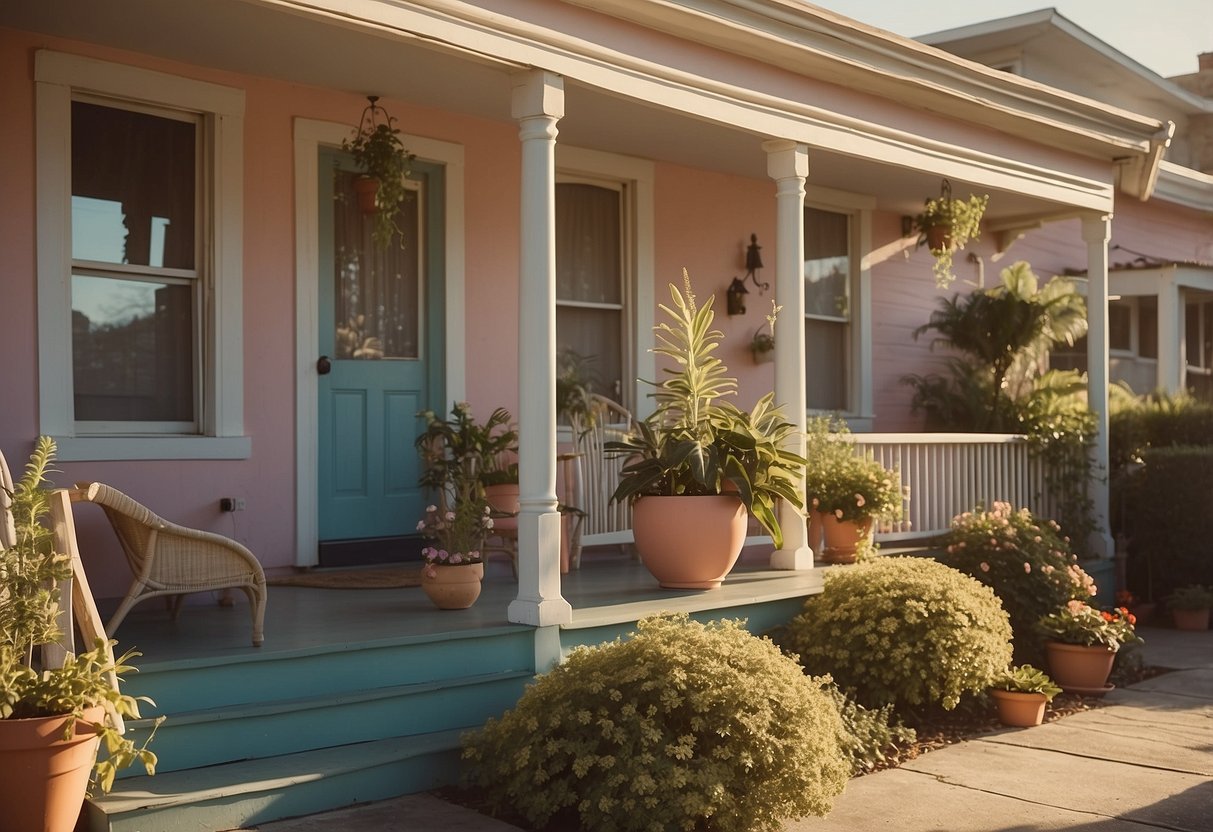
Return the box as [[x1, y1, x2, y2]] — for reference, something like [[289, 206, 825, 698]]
[[3, 0, 1096, 219]]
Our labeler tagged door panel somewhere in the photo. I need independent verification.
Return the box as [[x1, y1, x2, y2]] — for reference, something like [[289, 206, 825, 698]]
[[317, 148, 443, 557]]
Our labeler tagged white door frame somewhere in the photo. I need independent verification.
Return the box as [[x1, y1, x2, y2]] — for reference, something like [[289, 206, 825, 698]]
[[293, 118, 466, 567]]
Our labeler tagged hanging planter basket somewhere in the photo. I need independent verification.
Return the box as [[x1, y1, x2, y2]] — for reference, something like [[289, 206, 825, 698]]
[[352, 176, 380, 214]]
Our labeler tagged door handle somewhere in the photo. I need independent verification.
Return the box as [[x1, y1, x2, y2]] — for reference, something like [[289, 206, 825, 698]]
[[316, 355, 332, 375]]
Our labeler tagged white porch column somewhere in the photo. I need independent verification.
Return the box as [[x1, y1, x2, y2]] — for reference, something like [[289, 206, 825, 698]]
[[1157, 276, 1184, 394], [1082, 213, 1115, 560], [508, 70, 572, 627], [763, 140, 813, 570]]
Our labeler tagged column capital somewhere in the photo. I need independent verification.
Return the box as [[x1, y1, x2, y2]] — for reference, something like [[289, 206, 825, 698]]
[[1080, 212, 1112, 243], [511, 70, 565, 120], [762, 139, 808, 181]]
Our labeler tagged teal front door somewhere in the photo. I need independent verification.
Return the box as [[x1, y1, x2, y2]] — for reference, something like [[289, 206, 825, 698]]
[[317, 148, 444, 565]]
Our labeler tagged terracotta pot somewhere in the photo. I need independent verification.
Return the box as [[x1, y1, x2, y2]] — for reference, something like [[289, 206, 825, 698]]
[[1129, 602, 1156, 626], [1172, 608, 1210, 631], [990, 689, 1047, 727], [925, 224, 952, 252], [421, 562, 484, 610], [820, 514, 874, 564], [484, 483, 520, 533], [353, 176, 379, 214], [0, 705, 104, 832], [632, 495, 747, 589], [1044, 641, 1116, 694]]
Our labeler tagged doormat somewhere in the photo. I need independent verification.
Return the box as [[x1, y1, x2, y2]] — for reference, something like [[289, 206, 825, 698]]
[[268, 566, 422, 589]]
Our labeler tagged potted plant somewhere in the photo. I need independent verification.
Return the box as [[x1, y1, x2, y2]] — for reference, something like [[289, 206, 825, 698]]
[[556, 348, 598, 431], [988, 664, 1062, 727], [416, 403, 520, 517], [342, 95, 415, 248], [1165, 584, 1213, 631], [607, 271, 807, 589], [803, 415, 857, 554], [749, 299, 781, 365], [815, 453, 905, 564], [912, 183, 989, 287], [415, 480, 493, 610], [0, 437, 160, 832], [1037, 600, 1141, 694]]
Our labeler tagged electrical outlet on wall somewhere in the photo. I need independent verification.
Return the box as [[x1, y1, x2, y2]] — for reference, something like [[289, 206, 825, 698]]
[[220, 497, 247, 512]]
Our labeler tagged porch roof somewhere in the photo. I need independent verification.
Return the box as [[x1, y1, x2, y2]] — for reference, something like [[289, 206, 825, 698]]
[[3, 0, 1169, 215]]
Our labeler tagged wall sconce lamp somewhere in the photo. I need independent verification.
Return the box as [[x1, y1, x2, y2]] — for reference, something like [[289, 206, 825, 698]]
[[727, 233, 767, 316]]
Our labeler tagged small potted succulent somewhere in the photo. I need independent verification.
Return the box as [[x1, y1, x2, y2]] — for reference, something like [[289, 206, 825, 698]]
[[988, 664, 1062, 727], [342, 95, 415, 248], [1037, 601, 1141, 694], [1165, 584, 1213, 631], [912, 181, 988, 287]]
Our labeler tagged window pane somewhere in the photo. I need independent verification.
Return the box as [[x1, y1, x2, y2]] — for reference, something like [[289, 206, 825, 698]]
[[332, 171, 421, 360], [1186, 302, 1200, 368], [556, 184, 621, 304], [557, 306, 623, 402], [806, 319, 847, 411], [1109, 301, 1131, 351], [804, 207, 849, 320], [72, 274, 194, 422], [1139, 297, 1158, 359], [72, 101, 196, 269]]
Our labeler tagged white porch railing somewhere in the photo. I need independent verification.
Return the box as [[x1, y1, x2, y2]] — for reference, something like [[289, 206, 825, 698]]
[[852, 433, 1054, 544], [580, 431, 1056, 550]]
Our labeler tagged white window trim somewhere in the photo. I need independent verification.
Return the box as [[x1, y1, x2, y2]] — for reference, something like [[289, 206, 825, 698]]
[[556, 146, 655, 418], [804, 185, 874, 427], [35, 50, 247, 461]]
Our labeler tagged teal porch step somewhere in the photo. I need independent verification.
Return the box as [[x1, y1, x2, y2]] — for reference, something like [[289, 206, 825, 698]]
[[86, 729, 466, 832]]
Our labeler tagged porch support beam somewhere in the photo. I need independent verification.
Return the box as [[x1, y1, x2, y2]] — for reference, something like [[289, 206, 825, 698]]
[[1157, 275, 1184, 394], [1081, 213, 1115, 560], [508, 70, 573, 627], [764, 139, 813, 570]]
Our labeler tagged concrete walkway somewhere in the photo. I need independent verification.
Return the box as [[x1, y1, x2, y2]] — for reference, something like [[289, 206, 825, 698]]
[[243, 626, 1213, 832]]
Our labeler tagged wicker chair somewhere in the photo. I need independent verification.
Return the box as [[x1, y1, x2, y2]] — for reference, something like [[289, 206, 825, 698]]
[[75, 481, 266, 647]]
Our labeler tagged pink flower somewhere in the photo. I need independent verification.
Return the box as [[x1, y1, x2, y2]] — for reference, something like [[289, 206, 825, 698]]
[[979, 562, 990, 573], [451, 553, 463, 564], [834, 509, 844, 519], [1023, 562, 1031, 573], [854, 494, 866, 508], [445, 511, 456, 521], [416, 520, 426, 531]]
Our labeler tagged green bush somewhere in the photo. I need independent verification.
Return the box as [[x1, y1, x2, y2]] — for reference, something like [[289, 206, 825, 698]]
[[1122, 446, 1213, 598], [462, 614, 849, 832], [1109, 394, 1213, 470], [938, 502, 1096, 662], [821, 681, 915, 774], [784, 558, 1013, 711]]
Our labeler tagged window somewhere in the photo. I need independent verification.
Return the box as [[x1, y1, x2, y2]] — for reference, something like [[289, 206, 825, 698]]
[[1109, 300, 1132, 352], [36, 51, 246, 460], [1137, 297, 1158, 360], [804, 206, 852, 412], [556, 180, 625, 404]]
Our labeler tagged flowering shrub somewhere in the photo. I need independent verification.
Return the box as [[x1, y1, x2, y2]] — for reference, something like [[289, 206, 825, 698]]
[[416, 480, 492, 575], [816, 454, 905, 523], [1037, 601, 1141, 650], [784, 558, 1013, 710], [939, 502, 1096, 659], [821, 681, 915, 775], [462, 614, 849, 832]]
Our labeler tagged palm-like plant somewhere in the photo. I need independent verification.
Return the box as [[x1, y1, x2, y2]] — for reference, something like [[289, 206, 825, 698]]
[[608, 272, 806, 547], [906, 262, 1087, 430]]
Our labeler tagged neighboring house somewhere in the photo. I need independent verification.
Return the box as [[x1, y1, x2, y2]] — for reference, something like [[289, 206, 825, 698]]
[[921, 9, 1213, 401], [0, 1, 1195, 825]]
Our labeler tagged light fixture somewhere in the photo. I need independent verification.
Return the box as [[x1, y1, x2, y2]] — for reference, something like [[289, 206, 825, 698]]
[[727, 234, 767, 316]]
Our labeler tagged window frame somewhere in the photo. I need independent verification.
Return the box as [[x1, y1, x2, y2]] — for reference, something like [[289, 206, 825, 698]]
[[35, 50, 248, 461], [803, 187, 874, 426], [554, 147, 655, 416]]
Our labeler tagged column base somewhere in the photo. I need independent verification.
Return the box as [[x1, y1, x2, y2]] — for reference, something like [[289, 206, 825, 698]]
[[508, 596, 573, 627], [770, 546, 814, 570]]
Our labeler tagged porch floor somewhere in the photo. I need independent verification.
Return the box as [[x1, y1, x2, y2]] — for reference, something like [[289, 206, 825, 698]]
[[107, 545, 826, 667]]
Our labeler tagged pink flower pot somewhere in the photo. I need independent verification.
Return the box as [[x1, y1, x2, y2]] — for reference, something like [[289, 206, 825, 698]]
[[1172, 608, 1210, 631], [1045, 641, 1116, 694], [421, 562, 484, 609], [820, 514, 874, 564]]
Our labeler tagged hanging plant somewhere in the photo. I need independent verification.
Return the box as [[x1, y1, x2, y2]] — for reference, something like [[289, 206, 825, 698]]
[[912, 180, 988, 288], [342, 95, 415, 248]]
